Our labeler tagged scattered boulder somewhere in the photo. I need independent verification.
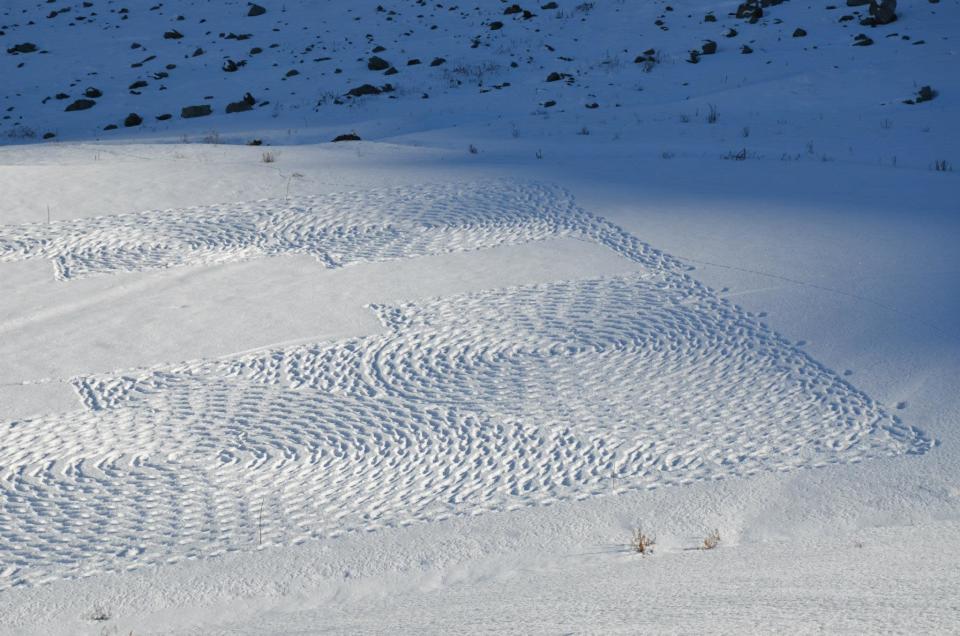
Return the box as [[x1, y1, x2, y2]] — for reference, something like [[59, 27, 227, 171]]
[[164, 30, 184, 40], [248, 3, 267, 17], [181, 104, 213, 118], [65, 99, 96, 112], [124, 113, 143, 127], [156, 113, 172, 120], [904, 85, 937, 104], [368, 56, 390, 71], [226, 93, 257, 113], [430, 57, 446, 67], [793, 27, 807, 37], [701, 40, 718, 54], [84, 87, 102, 98], [129, 80, 148, 90], [853, 33, 874, 45], [864, 0, 896, 25], [346, 84, 382, 97], [43, 132, 56, 140], [332, 133, 362, 142], [7, 43, 38, 55], [490, 21, 504, 30], [736, 1, 763, 23], [407, 58, 422, 65], [104, 124, 118, 131]]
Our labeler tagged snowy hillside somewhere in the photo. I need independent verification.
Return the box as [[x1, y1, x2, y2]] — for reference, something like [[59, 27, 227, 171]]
[[1, 0, 956, 167], [0, 1, 958, 634]]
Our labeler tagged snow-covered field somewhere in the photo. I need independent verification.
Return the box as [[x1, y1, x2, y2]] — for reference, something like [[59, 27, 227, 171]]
[[1, 0, 958, 634]]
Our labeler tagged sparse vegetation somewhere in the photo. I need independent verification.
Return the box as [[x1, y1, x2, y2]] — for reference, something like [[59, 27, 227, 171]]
[[706, 104, 719, 124], [85, 604, 111, 622], [261, 151, 276, 163], [630, 526, 655, 554], [723, 148, 749, 161], [702, 529, 721, 550], [933, 159, 952, 172]]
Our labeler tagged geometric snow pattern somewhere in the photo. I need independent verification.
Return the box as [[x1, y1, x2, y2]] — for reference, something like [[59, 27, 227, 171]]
[[0, 182, 928, 589]]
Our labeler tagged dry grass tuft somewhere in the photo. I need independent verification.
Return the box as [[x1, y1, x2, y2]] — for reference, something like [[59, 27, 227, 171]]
[[630, 526, 655, 554], [702, 529, 721, 550]]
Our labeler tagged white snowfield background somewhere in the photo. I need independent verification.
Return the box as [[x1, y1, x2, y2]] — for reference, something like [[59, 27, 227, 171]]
[[1, 0, 958, 634]]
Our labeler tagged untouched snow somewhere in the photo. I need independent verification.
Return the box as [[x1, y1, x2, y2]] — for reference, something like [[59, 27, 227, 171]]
[[1, 0, 958, 634]]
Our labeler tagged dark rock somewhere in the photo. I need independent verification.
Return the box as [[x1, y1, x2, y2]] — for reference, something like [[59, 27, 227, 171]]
[[124, 113, 143, 127], [346, 84, 382, 97], [905, 85, 937, 104], [164, 30, 183, 39], [104, 124, 118, 131], [156, 113, 172, 120], [853, 33, 874, 45], [84, 87, 102, 98], [367, 56, 390, 71], [247, 4, 267, 17], [285, 69, 300, 77], [7, 43, 38, 54], [332, 133, 362, 142], [542, 2, 558, 8], [407, 58, 421, 65], [226, 93, 256, 113], [43, 132, 56, 139], [490, 21, 504, 30], [181, 104, 213, 118], [793, 27, 807, 37], [741, 44, 754, 53], [701, 40, 717, 54], [65, 99, 96, 112], [865, 0, 896, 25], [430, 57, 446, 66], [129, 80, 148, 90]]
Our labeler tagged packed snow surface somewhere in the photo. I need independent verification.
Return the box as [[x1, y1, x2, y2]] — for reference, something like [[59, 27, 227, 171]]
[[0, 0, 958, 634]]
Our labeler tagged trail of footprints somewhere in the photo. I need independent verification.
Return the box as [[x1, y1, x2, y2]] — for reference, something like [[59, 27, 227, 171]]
[[0, 182, 928, 589], [0, 181, 676, 279]]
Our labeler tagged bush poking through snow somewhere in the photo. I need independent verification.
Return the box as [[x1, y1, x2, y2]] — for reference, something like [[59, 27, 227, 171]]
[[85, 604, 110, 622], [262, 151, 276, 163], [630, 526, 655, 554], [723, 148, 750, 161], [933, 159, 952, 172], [702, 529, 721, 550], [706, 104, 719, 124]]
